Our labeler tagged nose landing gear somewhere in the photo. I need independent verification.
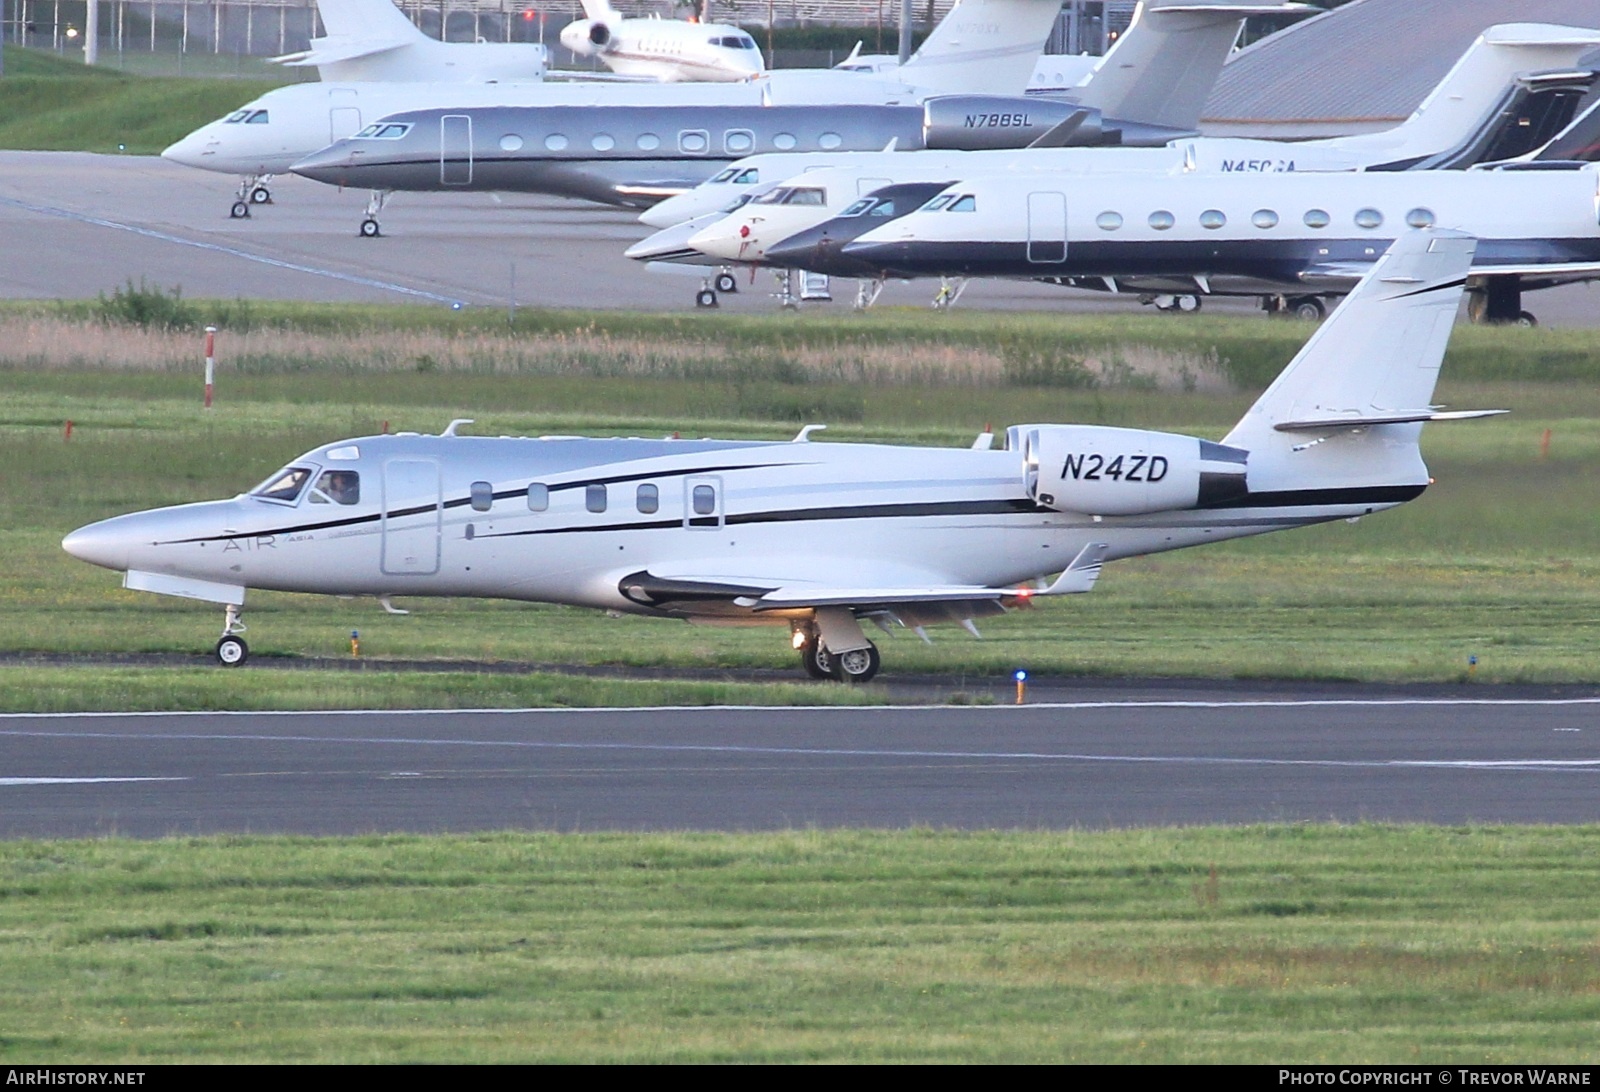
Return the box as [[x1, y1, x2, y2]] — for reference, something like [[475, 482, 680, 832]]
[[214, 604, 248, 666]]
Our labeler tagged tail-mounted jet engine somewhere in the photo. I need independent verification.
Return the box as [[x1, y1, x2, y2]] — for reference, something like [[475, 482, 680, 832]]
[[1011, 425, 1249, 515], [560, 19, 618, 55], [923, 96, 1197, 151]]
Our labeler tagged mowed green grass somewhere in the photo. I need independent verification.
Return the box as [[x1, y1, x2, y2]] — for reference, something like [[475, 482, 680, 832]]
[[1, 304, 1598, 706], [1, 827, 1597, 1062]]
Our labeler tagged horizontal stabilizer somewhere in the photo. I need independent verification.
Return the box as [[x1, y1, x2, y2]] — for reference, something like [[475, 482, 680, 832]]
[[271, 39, 406, 67], [1274, 410, 1508, 432]]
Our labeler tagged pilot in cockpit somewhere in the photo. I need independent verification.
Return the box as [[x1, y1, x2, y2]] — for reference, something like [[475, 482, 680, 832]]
[[311, 469, 360, 506]]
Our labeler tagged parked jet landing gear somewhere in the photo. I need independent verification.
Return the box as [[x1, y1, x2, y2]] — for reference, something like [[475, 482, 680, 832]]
[[714, 270, 739, 294], [931, 277, 968, 310], [230, 175, 273, 219], [358, 189, 391, 238], [214, 604, 248, 666], [855, 278, 886, 311], [1144, 293, 1201, 313], [793, 626, 881, 683]]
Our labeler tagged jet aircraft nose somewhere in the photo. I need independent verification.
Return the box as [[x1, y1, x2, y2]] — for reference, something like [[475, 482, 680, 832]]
[[62, 518, 136, 573], [839, 238, 908, 272], [161, 132, 213, 168], [289, 145, 355, 185], [687, 219, 757, 261]]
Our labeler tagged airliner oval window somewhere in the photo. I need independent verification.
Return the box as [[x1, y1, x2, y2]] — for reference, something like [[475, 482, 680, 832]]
[[592, 133, 616, 151], [948, 195, 977, 212], [724, 130, 754, 154], [544, 133, 569, 151], [1354, 207, 1383, 229], [818, 132, 844, 150], [773, 132, 798, 150], [636, 483, 659, 514], [1095, 211, 1123, 231], [499, 134, 523, 152], [1199, 209, 1226, 230], [636, 132, 661, 151], [470, 481, 493, 512], [526, 483, 549, 512], [1251, 209, 1279, 229], [1303, 208, 1331, 229], [1406, 207, 1435, 228], [679, 130, 710, 154], [1148, 210, 1175, 230]]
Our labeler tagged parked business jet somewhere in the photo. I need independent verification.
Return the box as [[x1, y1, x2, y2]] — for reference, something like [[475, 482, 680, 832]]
[[63, 230, 1496, 681], [559, 1, 764, 83], [839, 160, 1600, 323]]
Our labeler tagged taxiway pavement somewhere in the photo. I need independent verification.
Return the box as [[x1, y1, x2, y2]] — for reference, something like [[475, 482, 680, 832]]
[[3, 690, 1597, 836], [5, 150, 1599, 322]]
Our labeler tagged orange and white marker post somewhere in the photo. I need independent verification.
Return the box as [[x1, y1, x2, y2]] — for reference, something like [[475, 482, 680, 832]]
[[203, 325, 217, 409]]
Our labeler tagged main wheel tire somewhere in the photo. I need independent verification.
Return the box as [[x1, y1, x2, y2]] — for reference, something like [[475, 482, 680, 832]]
[[229, 201, 250, 219], [801, 639, 835, 680], [831, 642, 880, 684], [250, 186, 271, 204], [695, 288, 719, 308], [1175, 294, 1201, 313], [215, 635, 249, 667], [1290, 296, 1326, 321], [714, 272, 738, 294], [359, 218, 381, 238], [1516, 310, 1538, 328]]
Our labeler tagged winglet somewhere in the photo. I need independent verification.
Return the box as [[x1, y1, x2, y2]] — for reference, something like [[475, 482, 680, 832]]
[[1040, 542, 1110, 595]]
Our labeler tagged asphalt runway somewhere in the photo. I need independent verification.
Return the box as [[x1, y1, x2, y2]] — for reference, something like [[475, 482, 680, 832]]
[[3, 689, 1597, 836], [4, 150, 1599, 323]]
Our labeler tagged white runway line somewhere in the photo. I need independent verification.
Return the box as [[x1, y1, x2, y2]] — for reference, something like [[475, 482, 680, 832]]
[[0, 776, 186, 786], [0, 194, 461, 304]]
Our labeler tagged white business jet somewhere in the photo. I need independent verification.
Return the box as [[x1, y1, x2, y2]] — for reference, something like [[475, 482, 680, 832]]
[[62, 230, 1496, 682], [559, 1, 764, 83]]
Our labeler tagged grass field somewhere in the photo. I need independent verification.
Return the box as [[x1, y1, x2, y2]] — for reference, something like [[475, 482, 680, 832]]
[[2, 301, 1597, 707], [1, 826, 1596, 1062]]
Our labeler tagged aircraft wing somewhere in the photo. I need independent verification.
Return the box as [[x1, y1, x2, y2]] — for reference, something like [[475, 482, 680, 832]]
[[272, 39, 406, 67]]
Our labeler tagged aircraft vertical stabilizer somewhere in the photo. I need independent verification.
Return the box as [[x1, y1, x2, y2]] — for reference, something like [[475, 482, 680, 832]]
[[1222, 230, 1485, 492], [1074, 1, 1315, 131], [896, 0, 1069, 97], [312, 0, 422, 40]]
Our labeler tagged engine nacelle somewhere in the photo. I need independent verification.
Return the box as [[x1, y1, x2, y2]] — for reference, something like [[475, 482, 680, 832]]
[[559, 19, 616, 55], [923, 96, 1105, 150], [1013, 425, 1249, 516]]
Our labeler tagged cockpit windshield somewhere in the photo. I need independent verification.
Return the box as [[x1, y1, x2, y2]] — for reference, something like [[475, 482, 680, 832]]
[[244, 110, 269, 125], [840, 198, 875, 217], [251, 466, 313, 503], [948, 195, 977, 212], [920, 194, 956, 213], [223, 109, 252, 124], [307, 469, 361, 506], [752, 187, 791, 205], [354, 123, 411, 140], [782, 187, 825, 206], [732, 167, 759, 184], [710, 167, 740, 183]]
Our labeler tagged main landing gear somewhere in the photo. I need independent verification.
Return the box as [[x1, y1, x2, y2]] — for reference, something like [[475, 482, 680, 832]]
[[214, 604, 248, 666], [358, 189, 392, 238], [1260, 294, 1326, 321], [793, 619, 881, 683], [229, 175, 273, 219], [1467, 275, 1537, 326], [1145, 293, 1202, 313]]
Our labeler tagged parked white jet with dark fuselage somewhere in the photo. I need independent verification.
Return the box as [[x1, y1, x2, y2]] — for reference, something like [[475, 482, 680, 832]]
[[63, 231, 1496, 681]]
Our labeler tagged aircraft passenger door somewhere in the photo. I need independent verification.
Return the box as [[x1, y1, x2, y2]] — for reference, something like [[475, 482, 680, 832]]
[[1027, 191, 1067, 264], [381, 459, 442, 575], [440, 115, 473, 186], [683, 475, 724, 530], [329, 107, 362, 143]]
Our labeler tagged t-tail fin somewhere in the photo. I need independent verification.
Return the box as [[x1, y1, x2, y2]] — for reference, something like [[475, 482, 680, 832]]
[[1074, 1, 1316, 131], [312, 0, 424, 41], [1222, 231, 1485, 493], [898, 0, 1066, 97], [578, 0, 620, 21]]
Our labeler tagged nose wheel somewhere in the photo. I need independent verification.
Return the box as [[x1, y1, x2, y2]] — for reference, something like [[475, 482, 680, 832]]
[[230, 201, 250, 220], [695, 287, 718, 308], [214, 604, 248, 666], [360, 218, 382, 238]]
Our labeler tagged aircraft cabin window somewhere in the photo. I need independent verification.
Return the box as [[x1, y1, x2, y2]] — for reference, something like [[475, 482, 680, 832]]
[[1199, 209, 1226, 229], [725, 130, 754, 154], [841, 198, 875, 217], [527, 483, 549, 512], [819, 132, 843, 150], [592, 133, 616, 151], [948, 195, 977, 212], [245, 110, 269, 124], [545, 134, 569, 151], [499, 134, 524, 152], [680, 130, 710, 154], [692, 485, 717, 515], [1095, 211, 1123, 231], [1303, 208, 1331, 229], [1251, 209, 1279, 229], [1148, 210, 1175, 230], [470, 481, 493, 512], [921, 195, 955, 212], [773, 133, 797, 150], [784, 188, 825, 206], [585, 484, 608, 513], [636, 483, 659, 514], [732, 168, 759, 184], [637, 133, 661, 151], [1353, 207, 1384, 229], [1405, 207, 1436, 228], [251, 466, 312, 503], [308, 470, 360, 506]]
